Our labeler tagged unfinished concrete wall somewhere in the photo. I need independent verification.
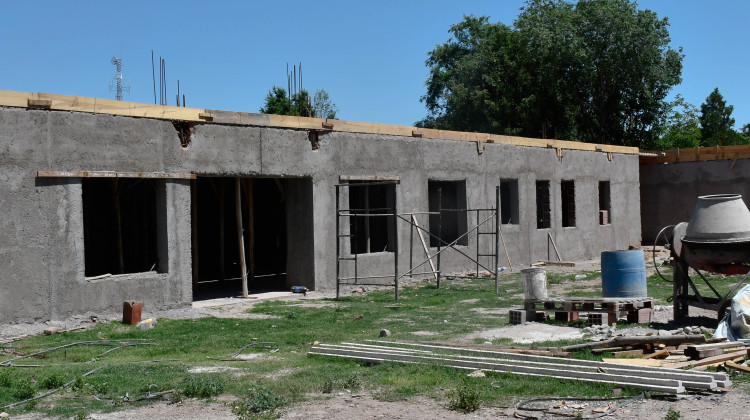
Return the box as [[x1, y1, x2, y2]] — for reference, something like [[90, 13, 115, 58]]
[[0, 106, 641, 323], [640, 159, 750, 244]]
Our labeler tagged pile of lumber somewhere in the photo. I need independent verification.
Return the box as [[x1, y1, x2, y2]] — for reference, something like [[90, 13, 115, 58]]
[[566, 335, 750, 372], [309, 340, 730, 394]]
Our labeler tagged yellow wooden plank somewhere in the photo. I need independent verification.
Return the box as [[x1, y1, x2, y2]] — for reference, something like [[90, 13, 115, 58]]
[[0, 90, 640, 155], [602, 358, 679, 367]]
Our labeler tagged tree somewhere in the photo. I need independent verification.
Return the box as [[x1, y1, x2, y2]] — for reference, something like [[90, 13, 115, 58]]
[[312, 89, 338, 119], [648, 95, 701, 150], [699, 87, 742, 145], [259, 86, 292, 115], [260, 86, 337, 119], [418, 0, 683, 147]]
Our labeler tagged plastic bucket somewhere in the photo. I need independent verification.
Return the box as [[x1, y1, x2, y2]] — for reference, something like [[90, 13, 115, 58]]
[[601, 250, 647, 298], [521, 268, 547, 300]]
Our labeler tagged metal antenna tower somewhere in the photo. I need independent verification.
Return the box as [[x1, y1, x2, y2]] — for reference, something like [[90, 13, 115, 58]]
[[110, 56, 130, 101]]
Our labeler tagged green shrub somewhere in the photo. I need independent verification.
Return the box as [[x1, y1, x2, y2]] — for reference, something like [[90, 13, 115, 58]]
[[665, 407, 682, 420], [13, 379, 37, 400], [181, 375, 225, 398], [39, 373, 65, 389], [0, 369, 11, 387], [232, 385, 286, 419], [448, 380, 481, 413]]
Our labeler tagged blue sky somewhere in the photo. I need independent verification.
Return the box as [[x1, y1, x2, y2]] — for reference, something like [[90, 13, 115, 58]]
[[2, 1, 749, 131]]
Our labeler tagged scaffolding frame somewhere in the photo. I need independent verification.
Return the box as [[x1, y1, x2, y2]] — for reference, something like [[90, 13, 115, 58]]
[[336, 183, 504, 300]]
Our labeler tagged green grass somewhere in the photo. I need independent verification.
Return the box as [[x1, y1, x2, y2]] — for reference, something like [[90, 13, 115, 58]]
[[646, 271, 746, 305], [0, 275, 645, 417]]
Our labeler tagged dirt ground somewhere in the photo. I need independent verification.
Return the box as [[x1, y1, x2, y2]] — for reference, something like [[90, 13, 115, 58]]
[[4, 256, 749, 420]]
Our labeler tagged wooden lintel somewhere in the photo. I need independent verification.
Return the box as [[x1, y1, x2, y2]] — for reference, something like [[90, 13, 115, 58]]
[[37, 170, 196, 179], [339, 175, 401, 182]]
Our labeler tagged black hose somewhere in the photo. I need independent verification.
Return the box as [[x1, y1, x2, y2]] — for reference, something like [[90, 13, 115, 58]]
[[653, 225, 675, 283]]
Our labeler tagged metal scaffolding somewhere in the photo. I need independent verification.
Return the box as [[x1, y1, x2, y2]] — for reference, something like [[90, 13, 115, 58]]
[[336, 183, 504, 300]]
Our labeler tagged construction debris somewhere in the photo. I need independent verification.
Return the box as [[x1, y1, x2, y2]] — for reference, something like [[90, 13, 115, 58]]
[[308, 341, 730, 394]]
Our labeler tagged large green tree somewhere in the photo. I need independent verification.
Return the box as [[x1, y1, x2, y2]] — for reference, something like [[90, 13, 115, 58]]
[[418, 0, 683, 147], [698, 87, 745, 145]]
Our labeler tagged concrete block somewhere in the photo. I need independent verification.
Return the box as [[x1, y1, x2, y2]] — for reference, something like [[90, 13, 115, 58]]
[[627, 307, 653, 324]]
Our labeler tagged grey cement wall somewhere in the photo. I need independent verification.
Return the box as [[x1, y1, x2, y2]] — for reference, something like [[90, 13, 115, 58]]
[[640, 159, 750, 244], [0, 106, 641, 323]]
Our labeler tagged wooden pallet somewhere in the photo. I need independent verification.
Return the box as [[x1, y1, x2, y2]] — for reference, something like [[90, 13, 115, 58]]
[[510, 297, 654, 326], [523, 297, 653, 313]]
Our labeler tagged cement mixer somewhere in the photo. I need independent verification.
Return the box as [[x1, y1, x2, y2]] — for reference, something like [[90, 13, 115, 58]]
[[655, 194, 750, 319]]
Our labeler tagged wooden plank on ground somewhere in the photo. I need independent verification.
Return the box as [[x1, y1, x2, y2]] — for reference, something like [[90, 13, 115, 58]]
[[671, 350, 749, 369], [644, 349, 670, 359], [602, 358, 681, 367], [725, 361, 750, 374]]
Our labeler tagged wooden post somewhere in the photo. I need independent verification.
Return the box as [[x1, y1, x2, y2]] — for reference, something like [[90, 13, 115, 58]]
[[235, 178, 249, 298], [412, 215, 438, 284]]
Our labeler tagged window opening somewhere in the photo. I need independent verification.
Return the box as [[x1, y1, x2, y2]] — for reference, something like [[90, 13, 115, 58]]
[[428, 180, 468, 246], [536, 180, 551, 229], [348, 181, 395, 254], [599, 181, 611, 225], [82, 178, 162, 276], [499, 179, 519, 225], [561, 180, 576, 227]]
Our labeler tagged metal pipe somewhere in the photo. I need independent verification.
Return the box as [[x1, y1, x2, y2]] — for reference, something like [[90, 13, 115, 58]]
[[495, 186, 500, 294]]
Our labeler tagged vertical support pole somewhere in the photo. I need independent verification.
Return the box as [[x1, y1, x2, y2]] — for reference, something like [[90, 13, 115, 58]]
[[353, 201, 358, 284], [245, 179, 255, 288], [409, 212, 414, 279], [475, 209, 480, 276], [235, 178, 248, 298], [364, 185, 370, 253], [191, 178, 199, 288], [335, 185, 341, 299], [436, 186, 442, 289], [495, 186, 500, 294], [673, 256, 690, 319], [393, 182, 399, 301], [219, 180, 225, 281]]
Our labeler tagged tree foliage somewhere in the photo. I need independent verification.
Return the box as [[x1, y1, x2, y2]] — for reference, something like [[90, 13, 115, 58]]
[[699, 87, 743, 146], [418, 0, 683, 147], [313, 89, 338, 119], [260, 86, 337, 119], [648, 95, 701, 150]]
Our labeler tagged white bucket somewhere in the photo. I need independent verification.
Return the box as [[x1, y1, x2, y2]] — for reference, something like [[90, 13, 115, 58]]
[[521, 268, 547, 300]]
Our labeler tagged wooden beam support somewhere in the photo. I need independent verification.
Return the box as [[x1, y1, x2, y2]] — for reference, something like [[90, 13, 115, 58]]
[[235, 178, 249, 298], [1, 90, 640, 155], [37, 170, 195, 179]]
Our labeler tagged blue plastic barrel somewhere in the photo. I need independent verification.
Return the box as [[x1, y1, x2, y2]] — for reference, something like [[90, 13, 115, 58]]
[[601, 250, 647, 298]]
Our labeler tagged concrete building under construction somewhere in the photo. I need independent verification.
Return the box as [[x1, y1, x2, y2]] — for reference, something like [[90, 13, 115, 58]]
[[0, 91, 642, 324]]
